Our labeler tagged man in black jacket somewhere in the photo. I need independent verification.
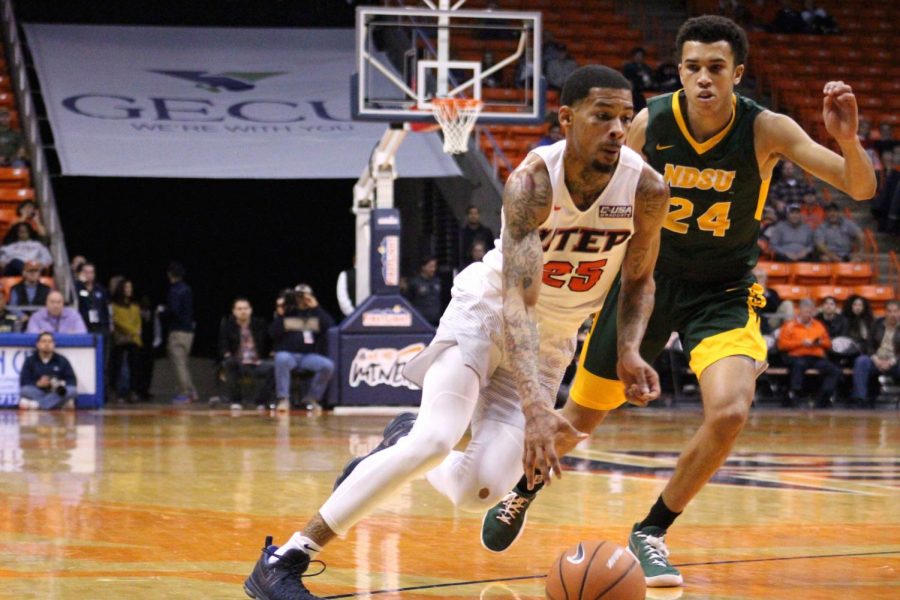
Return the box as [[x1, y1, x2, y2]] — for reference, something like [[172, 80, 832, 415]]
[[851, 300, 900, 406], [218, 297, 272, 410], [270, 285, 335, 412], [18, 332, 77, 410], [9, 260, 50, 321]]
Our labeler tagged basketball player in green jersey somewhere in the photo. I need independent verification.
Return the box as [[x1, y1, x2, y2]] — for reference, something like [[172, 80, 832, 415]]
[[481, 15, 876, 587]]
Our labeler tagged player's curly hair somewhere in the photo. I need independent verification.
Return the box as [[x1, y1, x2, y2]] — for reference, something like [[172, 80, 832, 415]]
[[675, 15, 749, 66], [560, 65, 630, 107]]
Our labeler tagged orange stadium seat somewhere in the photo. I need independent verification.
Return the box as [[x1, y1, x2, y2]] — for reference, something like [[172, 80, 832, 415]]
[[833, 262, 874, 286], [0, 187, 34, 204], [0, 167, 29, 188], [811, 285, 854, 305], [756, 261, 792, 285], [791, 262, 833, 285], [854, 285, 896, 314], [770, 284, 811, 302], [0, 276, 20, 299]]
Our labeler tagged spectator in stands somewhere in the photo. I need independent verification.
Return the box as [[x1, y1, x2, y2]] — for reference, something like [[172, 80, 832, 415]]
[[459, 205, 495, 267], [219, 297, 272, 410], [816, 296, 848, 340], [110, 279, 141, 404], [336, 256, 356, 318], [26, 290, 87, 334], [76, 263, 111, 335], [0, 108, 26, 167], [851, 300, 900, 407], [481, 51, 501, 89], [404, 255, 443, 326], [754, 268, 793, 335], [767, 204, 815, 262], [10, 201, 47, 242], [532, 111, 563, 149], [271, 285, 335, 413], [800, 0, 839, 34], [874, 123, 896, 155], [622, 47, 654, 112], [0, 291, 21, 332], [799, 191, 825, 228], [470, 240, 488, 263], [653, 60, 680, 93], [544, 43, 578, 91], [772, 0, 808, 33], [843, 295, 874, 349], [815, 202, 863, 261], [159, 261, 196, 403], [857, 116, 875, 150], [874, 147, 900, 233], [70, 255, 86, 282], [0, 223, 52, 275], [768, 160, 816, 215], [759, 205, 779, 240], [17, 333, 77, 410], [9, 260, 51, 312], [777, 298, 841, 407]]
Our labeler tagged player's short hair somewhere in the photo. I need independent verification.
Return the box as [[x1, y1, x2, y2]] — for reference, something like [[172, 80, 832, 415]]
[[675, 15, 749, 66], [560, 65, 631, 108]]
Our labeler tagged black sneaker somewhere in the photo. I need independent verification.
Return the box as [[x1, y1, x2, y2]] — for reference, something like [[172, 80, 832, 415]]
[[244, 536, 322, 600], [333, 412, 416, 490]]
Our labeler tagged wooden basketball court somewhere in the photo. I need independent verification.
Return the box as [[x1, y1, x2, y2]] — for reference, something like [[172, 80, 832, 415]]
[[2, 406, 898, 599]]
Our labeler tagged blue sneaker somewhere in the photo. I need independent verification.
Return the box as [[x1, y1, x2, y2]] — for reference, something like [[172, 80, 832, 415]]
[[333, 412, 416, 490], [244, 536, 322, 600]]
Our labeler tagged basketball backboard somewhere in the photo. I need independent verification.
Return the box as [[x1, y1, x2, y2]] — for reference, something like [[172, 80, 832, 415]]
[[353, 3, 544, 125]]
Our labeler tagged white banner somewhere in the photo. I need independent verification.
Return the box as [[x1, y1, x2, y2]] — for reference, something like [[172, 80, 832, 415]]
[[24, 25, 461, 179]]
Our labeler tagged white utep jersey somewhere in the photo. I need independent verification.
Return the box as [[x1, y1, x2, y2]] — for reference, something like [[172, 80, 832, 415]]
[[483, 139, 643, 337]]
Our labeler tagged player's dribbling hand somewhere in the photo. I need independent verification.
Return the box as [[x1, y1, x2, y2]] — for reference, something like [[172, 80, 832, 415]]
[[822, 81, 859, 144], [522, 403, 587, 490], [617, 350, 661, 407]]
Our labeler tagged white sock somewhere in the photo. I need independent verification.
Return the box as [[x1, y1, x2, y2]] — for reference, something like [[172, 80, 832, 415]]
[[270, 532, 322, 564]]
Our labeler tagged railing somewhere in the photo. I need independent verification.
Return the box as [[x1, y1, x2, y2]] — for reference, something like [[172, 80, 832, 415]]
[[1, 0, 75, 303], [888, 250, 900, 296], [862, 228, 880, 280]]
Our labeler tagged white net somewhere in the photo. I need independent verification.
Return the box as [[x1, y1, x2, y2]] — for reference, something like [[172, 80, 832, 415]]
[[431, 98, 483, 154]]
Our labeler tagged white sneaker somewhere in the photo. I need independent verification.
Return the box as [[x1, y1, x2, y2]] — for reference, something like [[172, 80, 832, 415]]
[[18, 398, 39, 410], [230, 403, 243, 411], [275, 398, 291, 412], [62, 399, 76, 410]]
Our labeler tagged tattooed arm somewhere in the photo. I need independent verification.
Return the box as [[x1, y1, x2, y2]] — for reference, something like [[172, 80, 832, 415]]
[[502, 154, 584, 488], [616, 163, 669, 405]]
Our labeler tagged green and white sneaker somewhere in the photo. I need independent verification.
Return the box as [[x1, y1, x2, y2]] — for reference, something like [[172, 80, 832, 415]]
[[480, 490, 536, 553], [627, 523, 684, 587]]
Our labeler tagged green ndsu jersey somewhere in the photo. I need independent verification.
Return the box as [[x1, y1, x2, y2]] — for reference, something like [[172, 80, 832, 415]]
[[643, 91, 769, 282]]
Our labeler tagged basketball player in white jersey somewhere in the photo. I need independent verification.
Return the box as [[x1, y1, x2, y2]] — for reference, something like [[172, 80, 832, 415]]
[[244, 65, 670, 600]]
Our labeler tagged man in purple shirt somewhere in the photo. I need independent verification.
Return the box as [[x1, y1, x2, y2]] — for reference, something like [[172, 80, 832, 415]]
[[26, 290, 87, 334]]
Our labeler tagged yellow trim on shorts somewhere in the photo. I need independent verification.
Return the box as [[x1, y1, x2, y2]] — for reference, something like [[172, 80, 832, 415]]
[[570, 335, 627, 411], [688, 307, 768, 379]]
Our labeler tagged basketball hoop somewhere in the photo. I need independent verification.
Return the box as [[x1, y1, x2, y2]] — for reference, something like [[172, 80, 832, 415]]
[[431, 98, 483, 154]]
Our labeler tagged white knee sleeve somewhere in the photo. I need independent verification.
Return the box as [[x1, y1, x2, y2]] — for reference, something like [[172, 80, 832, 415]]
[[319, 345, 480, 535]]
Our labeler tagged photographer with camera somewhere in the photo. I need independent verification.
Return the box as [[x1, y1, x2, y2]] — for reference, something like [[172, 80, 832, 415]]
[[18, 332, 78, 410], [270, 284, 335, 413]]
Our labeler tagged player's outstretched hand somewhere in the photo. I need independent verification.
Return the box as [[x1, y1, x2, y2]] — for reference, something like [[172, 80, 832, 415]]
[[522, 403, 588, 490], [822, 81, 859, 144], [617, 350, 661, 407]]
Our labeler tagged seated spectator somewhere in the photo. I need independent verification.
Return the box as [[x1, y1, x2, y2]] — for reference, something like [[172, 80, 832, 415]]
[[9, 260, 51, 312], [759, 205, 779, 242], [815, 202, 862, 261], [270, 285, 335, 413], [768, 160, 816, 216], [767, 204, 815, 262], [800, 0, 839, 34], [110, 279, 142, 404], [404, 256, 443, 325], [532, 111, 563, 149], [874, 123, 896, 155], [17, 332, 77, 410], [622, 47, 654, 112], [772, 0, 809, 33], [851, 300, 900, 407], [545, 43, 578, 91], [76, 263, 111, 335], [459, 205, 495, 267], [816, 296, 848, 340], [0, 290, 21, 332], [8, 200, 47, 242], [777, 298, 841, 407], [219, 297, 273, 410], [754, 268, 793, 335], [0, 107, 26, 167], [653, 61, 680, 93], [26, 290, 87, 334], [842, 294, 873, 350], [799, 191, 825, 228], [0, 223, 51, 275]]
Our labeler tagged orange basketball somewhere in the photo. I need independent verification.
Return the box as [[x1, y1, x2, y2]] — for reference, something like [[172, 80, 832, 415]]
[[546, 540, 646, 600]]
